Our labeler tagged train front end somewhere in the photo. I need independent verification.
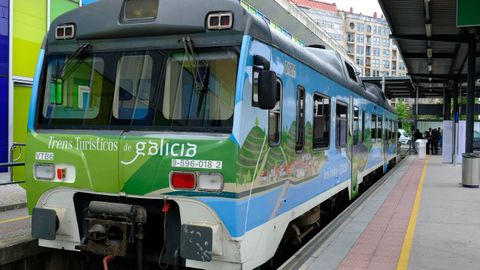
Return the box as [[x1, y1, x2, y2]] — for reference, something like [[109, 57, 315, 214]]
[[26, 0, 272, 269]]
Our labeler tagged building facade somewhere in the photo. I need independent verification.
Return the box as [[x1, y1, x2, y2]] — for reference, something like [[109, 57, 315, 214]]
[[290, 0, 346, 49], [290, 0, 407, 77], [1, 0, 97, 174]]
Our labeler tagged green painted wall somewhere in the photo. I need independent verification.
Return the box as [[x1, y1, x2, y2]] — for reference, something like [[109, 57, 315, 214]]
[[13, 0, 46, 78], [51, 0, 80, 23], [12, 86, 32, 182]]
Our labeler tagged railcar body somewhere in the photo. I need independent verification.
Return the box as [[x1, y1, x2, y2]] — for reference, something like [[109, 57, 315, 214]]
[[26, 0, 398, 269]]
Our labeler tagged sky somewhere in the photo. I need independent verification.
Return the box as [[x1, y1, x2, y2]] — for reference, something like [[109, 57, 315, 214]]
[[324, 0, 384, 17]]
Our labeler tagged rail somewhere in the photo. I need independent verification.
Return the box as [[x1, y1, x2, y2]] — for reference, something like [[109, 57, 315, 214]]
[[0, 143, 26, 186]]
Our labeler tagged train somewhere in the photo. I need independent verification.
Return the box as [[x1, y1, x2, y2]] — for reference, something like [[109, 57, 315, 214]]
[[26, 0, 399, 269]]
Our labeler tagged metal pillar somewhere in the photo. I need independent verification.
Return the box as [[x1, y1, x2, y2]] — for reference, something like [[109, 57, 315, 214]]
[[466, 37, 476, 153], [414, 86, 419, 130], [453, 81, 459, 121], [453, 81, 459, 165], [444, 87, 451, 120]]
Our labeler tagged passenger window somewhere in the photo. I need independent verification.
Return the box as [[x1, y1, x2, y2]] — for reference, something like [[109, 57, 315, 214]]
[[268, 79, 282, 146], [386, 119, 390, 141], [378, 115, 383, 142], [336, 101, 348, 148], [313, 93, 330, 149], [362, 110, 366, 143], [353, 106, 359, 145], [371, 113, 377, 142], [296, 86, 305, 152], [389, 120, 394, 141]]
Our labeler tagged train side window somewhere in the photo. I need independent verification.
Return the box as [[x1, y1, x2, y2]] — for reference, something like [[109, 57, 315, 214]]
[[296, 86, 305, 152], [252, 68, 259, 107], [353, 106, 359, 145], [378, 114, 383, 142], [336, 101, 348, 148], [268, 79, 282, 146], [389, 119, 393, 141], [385, 117, 389, 141], [313, 93, 330, 149], [362, 110, 366, 143], [371, 113, 377, 142]]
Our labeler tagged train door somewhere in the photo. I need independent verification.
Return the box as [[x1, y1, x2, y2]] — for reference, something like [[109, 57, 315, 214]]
[[350, 96, 360, 198], [381, 113, 387, 172]]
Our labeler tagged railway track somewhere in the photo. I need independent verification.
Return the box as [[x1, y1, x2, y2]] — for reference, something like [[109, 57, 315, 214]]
[[273, 157, 405, 270]]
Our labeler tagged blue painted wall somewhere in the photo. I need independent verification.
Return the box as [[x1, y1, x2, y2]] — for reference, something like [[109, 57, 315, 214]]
[[0, 0, 9, 172]]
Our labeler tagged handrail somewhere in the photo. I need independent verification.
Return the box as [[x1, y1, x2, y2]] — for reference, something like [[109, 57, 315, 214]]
[[11, 143, 26, 162], [1, 143, 27, 186]]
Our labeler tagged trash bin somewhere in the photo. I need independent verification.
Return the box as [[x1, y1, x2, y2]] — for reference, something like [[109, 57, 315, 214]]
[[416, 139, 426, 160], [462, 153, 480, 188]]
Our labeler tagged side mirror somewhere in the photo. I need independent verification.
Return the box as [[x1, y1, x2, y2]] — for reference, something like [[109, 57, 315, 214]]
[[253, 55, 270, 70], [258, 70, 277, 110]]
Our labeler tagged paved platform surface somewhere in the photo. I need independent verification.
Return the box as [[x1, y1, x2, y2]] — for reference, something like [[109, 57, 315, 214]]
[[0, 173, 30, 251], [0, 173, 27, 212], [290, 155, 480, 270]]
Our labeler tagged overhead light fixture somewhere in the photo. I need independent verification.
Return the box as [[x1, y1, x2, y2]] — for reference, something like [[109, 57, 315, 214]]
[[428, 64, 432, 72], [429, 77, 432, 82], [427, 48, 433, 58], [425, 23, 432, 37]]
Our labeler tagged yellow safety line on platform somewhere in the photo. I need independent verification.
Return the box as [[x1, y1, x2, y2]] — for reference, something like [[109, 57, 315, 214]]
[[0, 215, 30, 224], [397, 158, 429, 270]]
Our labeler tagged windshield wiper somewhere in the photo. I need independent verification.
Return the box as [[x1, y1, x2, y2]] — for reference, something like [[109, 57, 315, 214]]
[[180, 37, 212, 119], [54, 43, 92, 80], [49, 43, 92, 105]]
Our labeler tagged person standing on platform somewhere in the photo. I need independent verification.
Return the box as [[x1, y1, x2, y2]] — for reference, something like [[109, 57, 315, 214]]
[[438, 127, 442, 148], [432, 128, 440, 155], [413, 129, 423, 141], [426, 128, 433, 155], [413, 129, 423, 154]]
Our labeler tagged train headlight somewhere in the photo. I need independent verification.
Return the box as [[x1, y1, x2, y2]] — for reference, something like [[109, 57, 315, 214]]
[[34, 163, 55, 180], [123, 0, 158, 20], [198, 173, 224, 192], [171, 172, 196, 190]]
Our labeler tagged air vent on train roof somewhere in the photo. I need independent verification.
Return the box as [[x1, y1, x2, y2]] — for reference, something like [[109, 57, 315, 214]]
[[308, 44, 326, 49]]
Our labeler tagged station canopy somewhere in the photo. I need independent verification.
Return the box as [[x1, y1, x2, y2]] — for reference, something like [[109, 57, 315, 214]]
[[377, 0, 480, 98]]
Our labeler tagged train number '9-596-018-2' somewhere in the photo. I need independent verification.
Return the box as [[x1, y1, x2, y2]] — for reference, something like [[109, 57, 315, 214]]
[[26, 0, 399, 269]]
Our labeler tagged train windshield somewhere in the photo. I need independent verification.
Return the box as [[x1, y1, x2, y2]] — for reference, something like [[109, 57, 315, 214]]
[[37, 46, 239, 132]]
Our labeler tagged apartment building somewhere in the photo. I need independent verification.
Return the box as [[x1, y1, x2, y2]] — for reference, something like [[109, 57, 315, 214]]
[[290, 0, 407, 77]]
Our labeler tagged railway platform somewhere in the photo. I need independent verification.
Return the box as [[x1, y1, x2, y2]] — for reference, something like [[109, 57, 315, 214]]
[[281, 155, 480, 270]]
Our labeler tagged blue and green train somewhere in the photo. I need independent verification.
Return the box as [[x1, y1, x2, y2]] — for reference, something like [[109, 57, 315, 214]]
[[26, 0, 398, 269]]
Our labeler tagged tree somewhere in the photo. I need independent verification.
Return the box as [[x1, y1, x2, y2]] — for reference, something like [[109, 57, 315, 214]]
[[396, 100, 413, 133]]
